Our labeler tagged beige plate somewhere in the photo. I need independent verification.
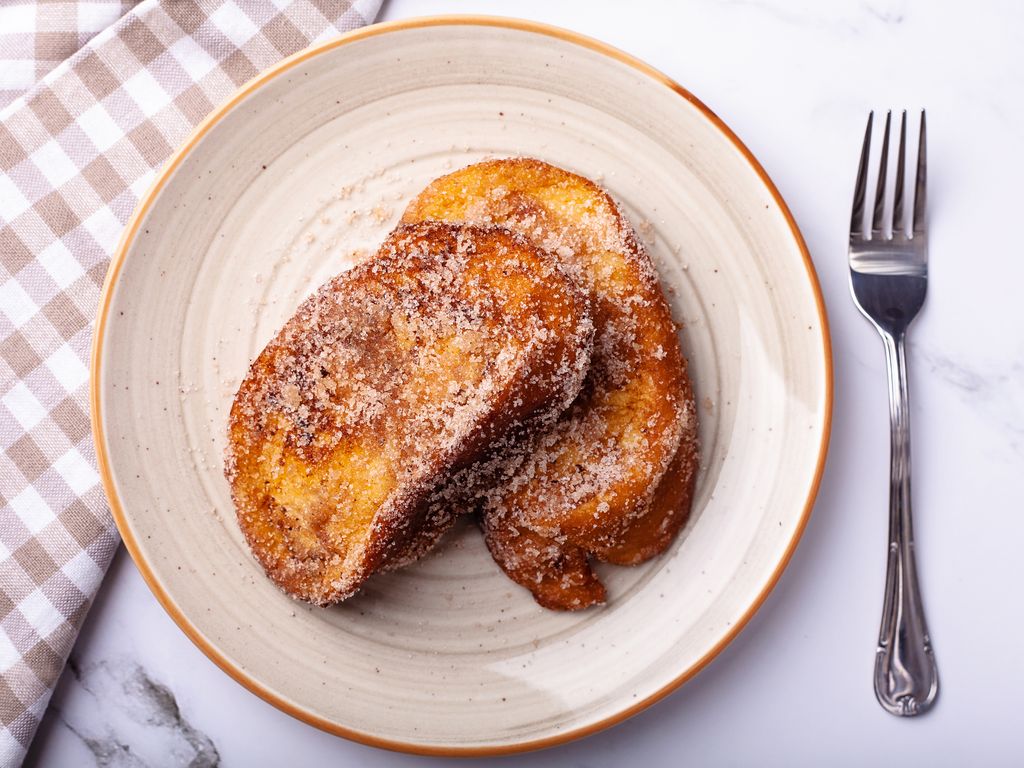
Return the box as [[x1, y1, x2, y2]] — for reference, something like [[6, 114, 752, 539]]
[[91, 16, 832, 756]]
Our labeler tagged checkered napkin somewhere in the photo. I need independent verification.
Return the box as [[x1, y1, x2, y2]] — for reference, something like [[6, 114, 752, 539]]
[[0, 1, 381, 763]]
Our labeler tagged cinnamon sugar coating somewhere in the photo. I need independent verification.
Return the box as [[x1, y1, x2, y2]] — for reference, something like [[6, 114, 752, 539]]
[[401, 159, 699, 610], [225, 222, 593, 604]]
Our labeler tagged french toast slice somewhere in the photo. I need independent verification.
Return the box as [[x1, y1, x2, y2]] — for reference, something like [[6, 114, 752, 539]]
[[402, 159, 698, 610], [225, 222, 593, 605]]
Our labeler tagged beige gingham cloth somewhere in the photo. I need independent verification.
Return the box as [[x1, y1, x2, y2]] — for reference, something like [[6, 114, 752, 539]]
[[0, 1, 381, 763]]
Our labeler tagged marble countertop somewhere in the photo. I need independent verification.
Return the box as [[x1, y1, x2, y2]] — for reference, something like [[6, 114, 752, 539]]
[[25, 0, 1024, 765]]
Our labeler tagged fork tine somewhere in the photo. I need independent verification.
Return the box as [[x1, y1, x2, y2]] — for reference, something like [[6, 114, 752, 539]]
[[850, 111, 873, 237], [871, 111, 891, 236], [892, 111, 907, 236], [913, 110, 927, 235]]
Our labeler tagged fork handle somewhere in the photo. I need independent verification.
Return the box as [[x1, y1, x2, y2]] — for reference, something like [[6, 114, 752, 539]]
[[875, 331, 939, 716]]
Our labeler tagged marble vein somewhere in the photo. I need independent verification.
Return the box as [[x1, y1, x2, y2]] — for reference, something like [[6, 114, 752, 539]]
[[921, 349, 1024, 451], [52, 657, 220, 767], [714, 0, 909, 34]]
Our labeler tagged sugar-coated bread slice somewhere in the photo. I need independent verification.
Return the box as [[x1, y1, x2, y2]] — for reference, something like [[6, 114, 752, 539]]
[[401, 159, 699, 610], [225, 221, 593, 605]]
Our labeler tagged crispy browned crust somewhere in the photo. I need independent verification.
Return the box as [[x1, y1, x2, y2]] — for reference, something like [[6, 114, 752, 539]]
[[225, 222, 593, 605], [481, 513, 605, 611], [401, 159, 699, 610], [589, 436, 699, 566], [476, 432, 697, 610]]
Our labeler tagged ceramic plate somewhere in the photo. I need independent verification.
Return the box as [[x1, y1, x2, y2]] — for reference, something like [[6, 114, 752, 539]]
[[92, 17, 831, 755]]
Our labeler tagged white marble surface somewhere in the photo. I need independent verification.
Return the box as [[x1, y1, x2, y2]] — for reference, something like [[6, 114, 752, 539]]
[[25, 0, 1024, 765]]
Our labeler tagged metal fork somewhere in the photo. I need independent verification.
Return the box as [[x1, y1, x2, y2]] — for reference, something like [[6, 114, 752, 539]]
[[849, 110, 938, 717]]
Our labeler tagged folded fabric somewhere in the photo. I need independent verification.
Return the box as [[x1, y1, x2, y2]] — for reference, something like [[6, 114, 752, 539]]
[[0, 1, 381, 764]]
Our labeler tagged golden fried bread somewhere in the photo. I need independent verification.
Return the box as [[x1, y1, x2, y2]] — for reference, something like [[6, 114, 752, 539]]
[[402, 159, 698, 610], [225, 222, 593, 605], [481, 513, 605, 610], [588, 440, 698, 566]]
